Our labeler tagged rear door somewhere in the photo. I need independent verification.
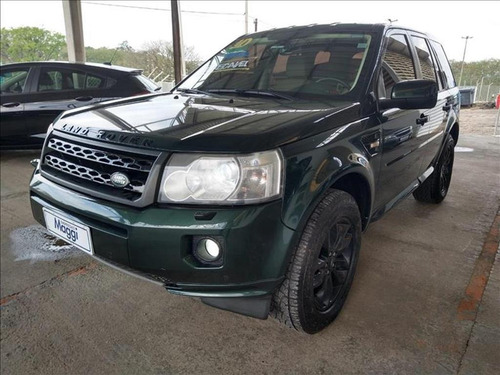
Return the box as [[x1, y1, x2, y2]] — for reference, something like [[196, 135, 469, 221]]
[[408, 34, 449, 174], [24, 66, 106, 138], [429, 39, 460, 141]]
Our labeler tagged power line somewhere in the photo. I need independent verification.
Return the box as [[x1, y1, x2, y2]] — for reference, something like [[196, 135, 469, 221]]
[[84, 1, 243, 16], [252, 17, 276, 29], [84, 2, 277, 29]]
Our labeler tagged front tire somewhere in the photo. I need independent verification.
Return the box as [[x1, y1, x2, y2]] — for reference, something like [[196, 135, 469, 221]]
[[271, 189, 362, 334], [413, 134, 455, 204]]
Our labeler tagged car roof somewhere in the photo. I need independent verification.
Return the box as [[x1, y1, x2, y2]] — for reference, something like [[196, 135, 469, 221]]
[[247, 23, 388, 35], [0, 61, 142, 74], [246, 23, 433, 39]]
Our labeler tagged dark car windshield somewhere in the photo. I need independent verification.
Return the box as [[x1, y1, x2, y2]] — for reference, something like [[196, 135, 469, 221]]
[[178, 28, 373, 100], [135, 74, 161, 91]]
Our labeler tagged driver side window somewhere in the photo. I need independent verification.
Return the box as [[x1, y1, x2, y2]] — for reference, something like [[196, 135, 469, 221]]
[[378, 34, 416, 98]]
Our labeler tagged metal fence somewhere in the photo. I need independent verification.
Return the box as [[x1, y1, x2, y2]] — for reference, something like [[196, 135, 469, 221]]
[[473, 85, 500, 103]]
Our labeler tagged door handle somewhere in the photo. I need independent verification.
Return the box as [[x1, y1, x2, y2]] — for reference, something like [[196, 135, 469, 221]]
[[2, 102, 21, 108], [416, 114, 429, 125], [443, 97, 455, 112], [75, 96, 93, 102]]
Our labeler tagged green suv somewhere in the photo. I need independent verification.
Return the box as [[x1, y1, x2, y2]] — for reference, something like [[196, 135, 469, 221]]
[[30, 24, 459, 333]]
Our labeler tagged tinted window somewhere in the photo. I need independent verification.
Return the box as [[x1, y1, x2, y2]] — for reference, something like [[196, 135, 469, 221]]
[[0, 68, 30, 94], [410, 36, 438, 83], [37, 68, 105, 92], [86, 74, 103, 88], [134, 74, 159, 91], [106, 78, 117, 88], [430, 40, 456, 88], [379, 34, 416, 98]]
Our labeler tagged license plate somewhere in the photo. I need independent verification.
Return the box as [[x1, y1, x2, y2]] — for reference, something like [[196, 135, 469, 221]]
[[43, 208, 93, 255]]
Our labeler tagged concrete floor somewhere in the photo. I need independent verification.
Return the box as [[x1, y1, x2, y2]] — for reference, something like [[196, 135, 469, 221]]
[[1, 133, 499, 374]]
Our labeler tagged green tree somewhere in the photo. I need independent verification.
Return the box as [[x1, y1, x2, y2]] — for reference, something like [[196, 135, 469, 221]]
[[86, 41, 202, 81], [1, 27, 66, 63], [450, 59, 500, 87], [135, 40, 201, 80]]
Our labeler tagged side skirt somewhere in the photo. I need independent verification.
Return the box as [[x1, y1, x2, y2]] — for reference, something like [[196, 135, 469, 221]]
[[370, 166, 434, 223]]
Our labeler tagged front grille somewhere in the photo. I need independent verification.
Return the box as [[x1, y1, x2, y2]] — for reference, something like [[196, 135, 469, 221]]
[[47, 138, 154, 171], [45, 155, 145, 193], [41, 134, 161, 204]]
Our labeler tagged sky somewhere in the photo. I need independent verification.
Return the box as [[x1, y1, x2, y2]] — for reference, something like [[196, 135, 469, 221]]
[[1, 0, 498, 62]]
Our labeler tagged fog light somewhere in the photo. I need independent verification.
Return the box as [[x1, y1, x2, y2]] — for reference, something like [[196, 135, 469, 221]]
[[196, 238, 221, 262]]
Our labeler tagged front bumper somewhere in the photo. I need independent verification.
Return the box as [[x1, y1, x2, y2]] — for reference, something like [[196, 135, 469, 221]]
[[30, 171, 295, 305]]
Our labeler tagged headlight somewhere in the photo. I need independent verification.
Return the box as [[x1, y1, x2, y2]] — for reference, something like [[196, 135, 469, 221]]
[[158, 150, 283, 204]]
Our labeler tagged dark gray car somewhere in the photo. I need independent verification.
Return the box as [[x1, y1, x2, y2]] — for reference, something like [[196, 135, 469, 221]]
[[0, 61, 160, 149]]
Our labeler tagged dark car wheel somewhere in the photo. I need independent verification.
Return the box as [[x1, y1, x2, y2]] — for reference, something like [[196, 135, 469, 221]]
[[413, 134, 455, 204], [271, 189, 361, 334]]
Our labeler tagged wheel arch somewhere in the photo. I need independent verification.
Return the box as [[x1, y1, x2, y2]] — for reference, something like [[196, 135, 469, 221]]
[[330, 172, 372, 231], [449, 122, 459, 146], [282, 164, 374, 237]]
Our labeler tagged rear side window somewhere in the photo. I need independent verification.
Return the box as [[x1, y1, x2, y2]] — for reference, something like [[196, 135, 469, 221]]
[[429, 40, 456, 88], [379, 34, 416, 98], [1, 68, 30, 94], [37, 68, 106, 92], [410, 36, 438, 83], [86, 74, 104, 88]]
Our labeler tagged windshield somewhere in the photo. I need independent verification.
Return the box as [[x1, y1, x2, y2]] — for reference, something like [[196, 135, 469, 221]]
[[135, 74, 160, 91], [178, 28, 373, 100]]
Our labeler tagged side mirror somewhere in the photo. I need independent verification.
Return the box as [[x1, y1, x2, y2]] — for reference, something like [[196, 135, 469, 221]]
[[379, 79, 438, 110]]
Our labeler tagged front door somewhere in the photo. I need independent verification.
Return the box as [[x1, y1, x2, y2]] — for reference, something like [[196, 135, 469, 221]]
[[0, 67, 31, 147], [375, 32, 423, 209]]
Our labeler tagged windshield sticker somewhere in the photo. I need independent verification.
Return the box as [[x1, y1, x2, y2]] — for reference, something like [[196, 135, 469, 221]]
[[214, 60, 250, 72], [223, 49, 249, 61], [231, 38, 253, 48]]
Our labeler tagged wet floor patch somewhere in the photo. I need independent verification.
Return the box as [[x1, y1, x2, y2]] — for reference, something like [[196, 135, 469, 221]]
[[9, 225, 82, 262], [455, 147, 474, 152]]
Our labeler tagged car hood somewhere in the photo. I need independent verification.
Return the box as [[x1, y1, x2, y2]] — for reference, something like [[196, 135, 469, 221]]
[[54, 93, 361, 153]]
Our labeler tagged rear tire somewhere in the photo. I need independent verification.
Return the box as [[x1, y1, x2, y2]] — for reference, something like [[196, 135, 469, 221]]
[[271, 189, 362, 334], [413, 134, 455, 204]]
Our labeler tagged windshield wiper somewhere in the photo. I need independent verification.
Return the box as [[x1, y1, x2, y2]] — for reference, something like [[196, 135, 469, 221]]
[[207, 89, 293, 101], [176, 88, 211, 95]]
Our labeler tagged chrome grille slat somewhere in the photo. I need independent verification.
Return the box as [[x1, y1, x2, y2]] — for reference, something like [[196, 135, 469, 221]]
[[45, 155, 145, 194], [47, 138, 153, 172]]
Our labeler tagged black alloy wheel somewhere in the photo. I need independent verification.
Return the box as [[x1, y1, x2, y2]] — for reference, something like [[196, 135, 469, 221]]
[[439, 141, 453, 197], [271, 189, 362, 334], [413, 134, 455, 204], [313, 219, 354, 312]]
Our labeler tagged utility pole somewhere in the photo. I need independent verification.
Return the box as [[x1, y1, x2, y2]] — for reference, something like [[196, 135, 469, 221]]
[[254, 18, 258, 32], [171, 0, 185, 84], [458, 36, 473, 87], [245, 0, 249, 34]]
